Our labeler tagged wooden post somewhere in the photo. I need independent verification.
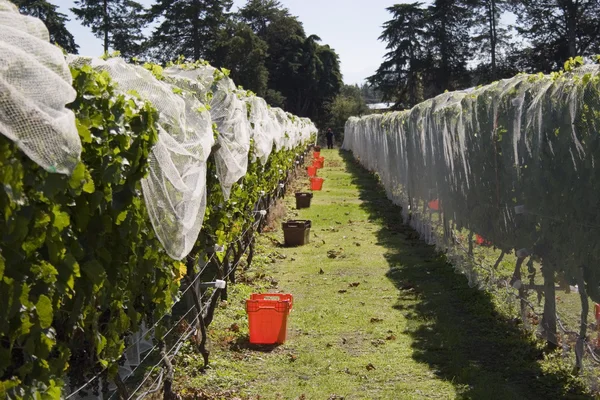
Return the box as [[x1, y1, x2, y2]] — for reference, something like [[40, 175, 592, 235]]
[[575, 267, 588, 372], [541, 263, 558, 349]]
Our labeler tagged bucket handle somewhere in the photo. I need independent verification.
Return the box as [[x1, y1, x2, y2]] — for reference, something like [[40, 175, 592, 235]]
[[262, 296, 283, 301]]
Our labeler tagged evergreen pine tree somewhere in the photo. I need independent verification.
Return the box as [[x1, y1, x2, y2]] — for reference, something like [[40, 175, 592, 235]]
[[239, 0, 287, 38], [426, 0, 473, 93], [237, 0, 342, 126], [470, 0, 513, 81], [510, 0, 600, 72], [213, 21, 269, 96], [71, 0, 147, 58], [368, 3, 429, 109], [14, 0, 79, 53], [148, 0, 233, 63]]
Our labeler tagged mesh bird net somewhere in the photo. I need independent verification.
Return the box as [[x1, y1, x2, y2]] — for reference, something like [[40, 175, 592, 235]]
[[163, 64, 250, 199], [344, 65, 600, 377], [61, 58, 317, 260], [245, 95, 277, 164], [0, 0, 80, 174], [0, 2, 316, 262], [68, 57, 214, 260], [273, 108, 291, 150]]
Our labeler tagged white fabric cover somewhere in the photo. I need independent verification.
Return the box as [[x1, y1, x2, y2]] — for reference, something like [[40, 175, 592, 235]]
[[0, 0, 80, 174], [68, 57, 214, 260]]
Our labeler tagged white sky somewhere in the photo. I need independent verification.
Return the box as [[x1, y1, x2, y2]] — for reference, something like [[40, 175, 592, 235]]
[[54, 0, 408, 85]]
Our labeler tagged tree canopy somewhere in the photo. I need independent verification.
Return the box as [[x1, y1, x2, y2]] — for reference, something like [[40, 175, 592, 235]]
[[16, 0, 344, 128], [369, 0, 600, 109], [328, 84, 370, 138], [15, 0, 600, 127], [236, 0, 342, 127], [368, 3, 429, 109], [71, 0, 147, 58], [148, 0, 233, 62], [14, 0, 79, 53], [510, 0, 600, 72]]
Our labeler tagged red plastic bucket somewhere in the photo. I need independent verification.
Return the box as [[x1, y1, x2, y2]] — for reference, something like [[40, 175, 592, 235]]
[[310, 177, 324, 191], [313, 151, 320, 159], [312, 160, 323, 169], [428, 199, 439, 211], [307, 165, 317, 177], [475, 234, 491, 246], [246, 293, 293, 344]]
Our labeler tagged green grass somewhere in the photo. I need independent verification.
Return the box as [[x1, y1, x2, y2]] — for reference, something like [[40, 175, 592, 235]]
[[172, 149, 595, 400]]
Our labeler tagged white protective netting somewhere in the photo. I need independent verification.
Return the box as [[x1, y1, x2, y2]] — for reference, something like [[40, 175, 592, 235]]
[[299, 117, 315, 143], [163, 65, 251, 199], [244, 95, 277, 164], [0, 0, 80, 174], [343, 65, 600, 375], [2, 0, 316, 261], [67, 57, 214, 260], [272, 108, 290, 150]]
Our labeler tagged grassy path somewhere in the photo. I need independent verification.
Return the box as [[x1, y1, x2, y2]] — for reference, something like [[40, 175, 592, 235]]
[[174, 149, 592, 400]]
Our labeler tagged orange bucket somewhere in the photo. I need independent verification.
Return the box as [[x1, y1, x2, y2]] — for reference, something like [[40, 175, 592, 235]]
[[312, 159, 323, 169], [310, 177, 324, 191], [313, 151, 320, 159], [246, 293, 293, 344], [307, 165, 317, 177], [475, 234, 491, 246], [428, 199, 439, 211]]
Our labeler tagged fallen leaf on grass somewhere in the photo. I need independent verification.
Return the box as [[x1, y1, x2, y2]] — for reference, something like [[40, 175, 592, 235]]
[[229, 323, 240, 332], [218, 335, 236, 346], [319, 268, 325, 275], [366, 363, 376, 371], [338, 289, 347, 293], [349, 282, 360, 288], [354, 242, 361, 247], [386, 334, 397, 341], [327, 249, 345, 259], [288, 354, 298, 362], [370, 317, 383, 323]]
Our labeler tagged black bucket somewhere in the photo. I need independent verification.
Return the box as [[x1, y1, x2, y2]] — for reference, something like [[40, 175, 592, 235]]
[[282, 220, 311, 246]]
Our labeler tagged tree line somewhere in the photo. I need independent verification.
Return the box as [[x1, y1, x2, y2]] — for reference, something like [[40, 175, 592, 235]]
[[369, 0, 600, 110], [12, 0, 345, 130]]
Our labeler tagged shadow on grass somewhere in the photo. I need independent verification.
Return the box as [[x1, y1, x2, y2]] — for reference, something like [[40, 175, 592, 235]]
[[229, 335, 281, 353], [338, 150, 592, 400]]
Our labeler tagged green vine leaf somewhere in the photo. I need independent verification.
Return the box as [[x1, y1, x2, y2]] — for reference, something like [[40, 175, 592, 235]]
[[51, 206, 70, 231], [36, 295, 53, 329]]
